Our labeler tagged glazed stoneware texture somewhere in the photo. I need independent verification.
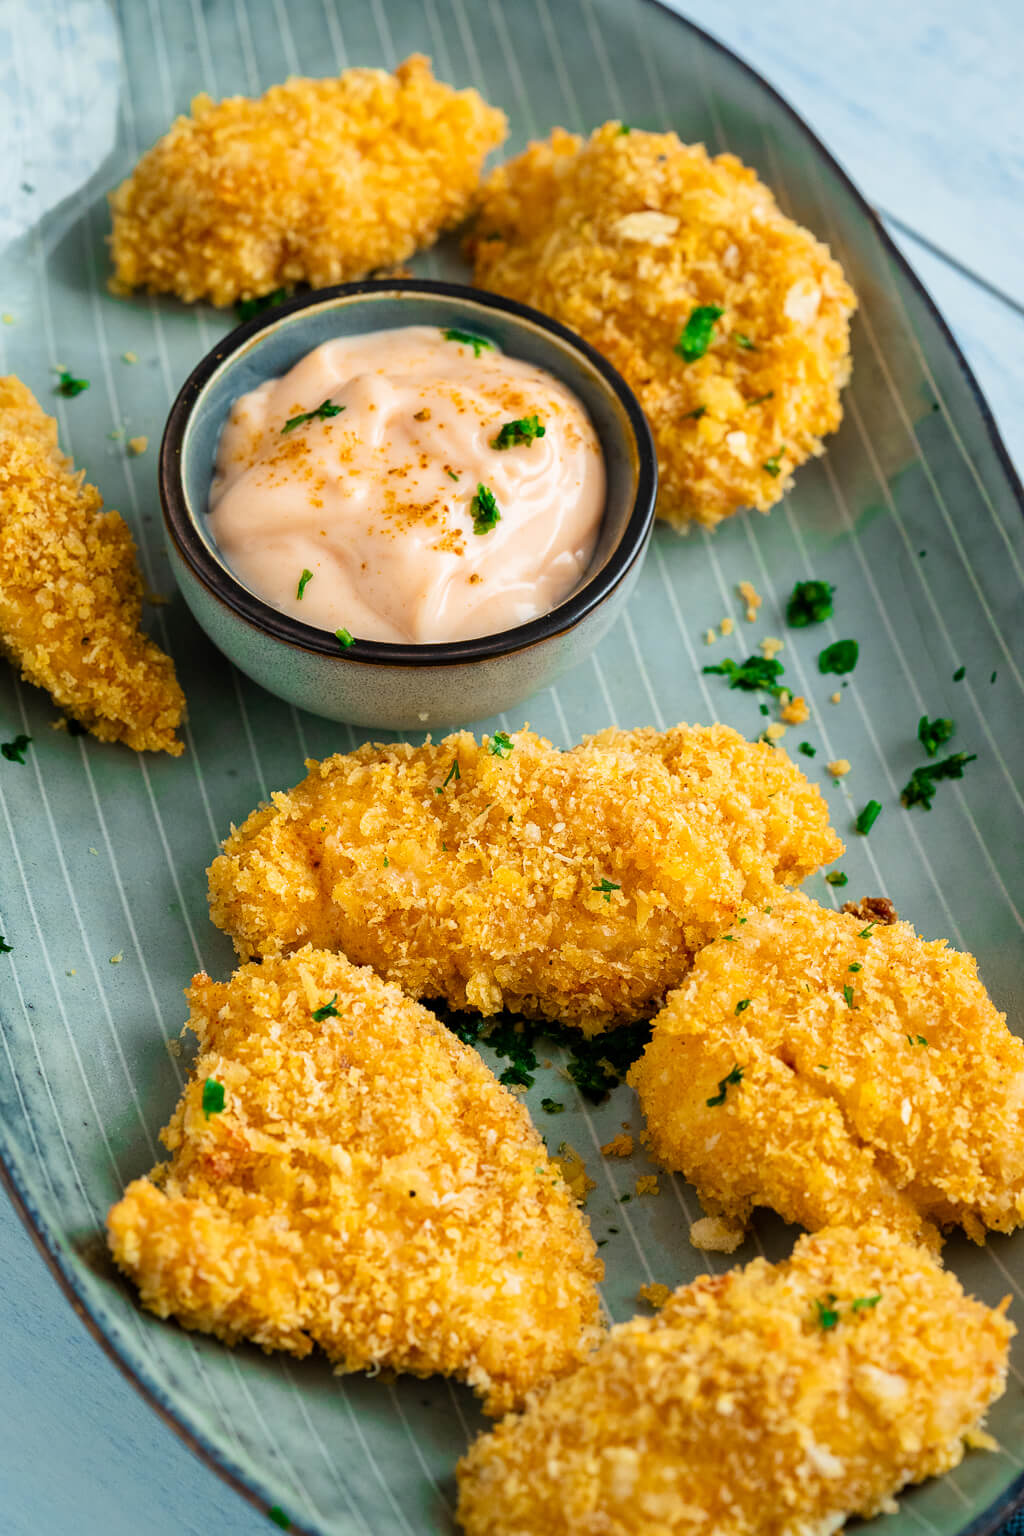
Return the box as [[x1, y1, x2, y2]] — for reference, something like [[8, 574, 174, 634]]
[[2, 2, 1023, 1535], [163, 284, 654, 729]]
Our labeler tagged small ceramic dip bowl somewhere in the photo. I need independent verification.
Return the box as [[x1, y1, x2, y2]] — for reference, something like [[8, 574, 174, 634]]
[[160, 280, 656, 730]]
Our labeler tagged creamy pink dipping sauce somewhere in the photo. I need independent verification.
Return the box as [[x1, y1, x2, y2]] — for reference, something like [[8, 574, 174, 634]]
[[208, 325, 605, 644]]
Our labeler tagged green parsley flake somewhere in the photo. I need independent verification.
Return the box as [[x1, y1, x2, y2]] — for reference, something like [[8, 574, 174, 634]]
[[851, 1294, 882, 1311], [471, 483, 500, 535], [282, 399, 344, 434], [312, 993, 340, 1021], [706, 1063, 743, 1107], [235, 288, 288, 323], [918, 714, 955, 756], [825, 871, 848, 887], [541, 1098, 565, 1114], [488, 731, 514, 758], [735, 999, 751, 1015], [0, 935, 12, 953], [592, 877, 621, 903], [858, 923, 877, 939], [335, 627, 355, 649], [906, 1033, 928, 1047], [818, 638, 859, 675], [849, 962, 862, 972], [268, 1509, 292, 1531], [1, 733, 32, 764], [842, 984, 856, 1009], [703, 655, 786, 698], [814, 1296, 840, 1330], [798, 742, 817, 758], [55, 369, 89, 397], [733, 332, 757, 350], [436, 759, 460, 793], [617, 124, 632, 135], [492, 415, 545, 449], [296, 568, 313, 600], [953, 665, 966, 682], [201, 1078, 226, 1118], [446, 468, 460, 481], [901, 752, 977, 810], [787, 579, 835, 627], [674, 305, 723, 363], [746, 391, 774, 407], [442, 327, 494, 358], [855, 799, 882, 835], [762, 447, 785, 477], [685, 405, 707, 420]]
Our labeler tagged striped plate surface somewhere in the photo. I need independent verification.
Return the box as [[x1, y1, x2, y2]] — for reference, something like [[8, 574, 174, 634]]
[[2, 1, 1024, 1532]]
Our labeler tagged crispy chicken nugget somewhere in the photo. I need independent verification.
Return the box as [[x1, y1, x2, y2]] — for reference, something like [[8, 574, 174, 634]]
[[456, 1225, 1012, 1536], [468, 123, 856, 529], [207, 726, 841, 1033], [630, 890, 1024, 1247], [107, 947, 602, 1415], [0, 377, 184, 753], [109, 56, 507, 307]]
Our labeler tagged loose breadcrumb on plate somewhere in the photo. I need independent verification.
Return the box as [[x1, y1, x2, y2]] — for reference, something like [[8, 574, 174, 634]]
[[107, 948, 603, 1417]]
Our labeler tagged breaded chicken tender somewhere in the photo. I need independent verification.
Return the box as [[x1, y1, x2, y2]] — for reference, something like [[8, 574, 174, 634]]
[[109, 56, 507, 307], [456, 1225, 1012, 1536], [0, 377, 184, 753], [107, 947, 602, 1415], [207, 726, 841, 1033], [468, 124, 856, 529], [630, 890, 1024, 1247]]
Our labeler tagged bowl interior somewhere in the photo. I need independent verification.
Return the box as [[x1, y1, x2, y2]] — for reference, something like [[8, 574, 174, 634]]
[[175, 284, 652, 654]]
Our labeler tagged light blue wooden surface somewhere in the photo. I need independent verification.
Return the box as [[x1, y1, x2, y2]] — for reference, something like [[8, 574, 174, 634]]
[[1, 2, 1021, 1532]]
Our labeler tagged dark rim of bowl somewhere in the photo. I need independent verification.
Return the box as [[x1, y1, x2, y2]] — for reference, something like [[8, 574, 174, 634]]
[[160, 278, 658, 666]]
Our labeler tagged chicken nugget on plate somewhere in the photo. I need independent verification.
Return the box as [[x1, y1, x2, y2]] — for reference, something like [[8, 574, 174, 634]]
[[456, 1224, 1013, 1536], [630, 890, 1024, 1247], [206, 726, 841, 1033], [109, 55, 507, 307], [469, 123, 856, 529], [107, 947, 602, 1415], [0, 376, 184, 753]]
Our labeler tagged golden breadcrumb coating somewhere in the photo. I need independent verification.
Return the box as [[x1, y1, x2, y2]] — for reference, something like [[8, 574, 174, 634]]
[[630, 890, 1024, 1247], [107, 948, 602, 1415], [0, 377, 184, 753], [109, 56, 507, 307], [457, 1225, 1013, 1536], [468, 123, 856, 529], [207, 726, 841, 1034]]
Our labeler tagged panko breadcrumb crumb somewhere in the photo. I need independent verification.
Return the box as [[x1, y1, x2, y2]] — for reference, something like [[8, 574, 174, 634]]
[[630, 891, 1024, 1247], [456, 1225, 1012, 1536], [468, 123, 856, 529], [0, 376, 184, 752], [107, 948, 602, 1416], [109, 56, 506, 307], [207, 725, 841, 1034]]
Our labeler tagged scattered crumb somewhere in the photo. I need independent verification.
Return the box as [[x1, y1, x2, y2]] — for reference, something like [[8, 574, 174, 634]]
[[764, 722, 787, 743], [703, 628, 716, 645], [781, 694, 810, 725], [637, 1282, 672, 1310], [89, 847, 99, 855], [689, 1215, 746, 1253], [554, 1143, 596, 1205], [719, 616, 734, 637], [166, 1036, 182, 1057], [965, 1427, 1000, 1452], [737, 580, 762, 622], [830, 691, 842, 704], [108, 428, 125, 441], [827, 759, 851, 778], [2, 313, 15, 325], [418, 712, 429, 722], [635, 1174, 660, 1197], [601, 1132, 634, 1158], [121, 351, 138, 364], [841, 895, 898, 926], [65, 968, 76, 976], [109, 951, 124, 964], [759, 635, 784, 660], [127, 435, 148, 456]]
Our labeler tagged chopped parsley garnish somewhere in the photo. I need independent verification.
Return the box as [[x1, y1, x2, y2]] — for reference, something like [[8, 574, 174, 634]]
[[488, 731, 513, 758], [296, 569, 313, 600], [906, 1033, 928, 1046], [492, 415, 545, 449], [312, 994, 340, 1021], [798, 742, 817, 758], [282, 399, 344, 433], [434, 1004, 650, 1103], [787, 579, 835, 627], [436, 759, 461, 793], [685, 405, 707, 420], [0, 936, 12, 953], [953, 665, 966, 681], [818, 638, 859, 675], [734, 999, 751, 1014], [858, 923, 877, 939], [849, 962, 862, 972], [706, 1063, 743, 1107], [703, 654, 786, 698], [592, 877, 621, 902], [55, 369, 89, 397], [268, 1509, 292, 1531], [759, 704, 770, 716], [235, 288, 287, 323], [335, 627, 355, 649], [917, 714, 955, 757], [541, 1098, 565, 1114], [201, 1078, 226, 1118], [762, 447, 785, 476], [446, 468, 460, 481], [901, 752, 977, 810], [825, 871, 848, 887], [814, 1296, 840, 1330], [842, 984, 856, 1009], [471, 483, 500, 535], [617, 124, 632, 135], [674, 305, 723, 363], [442, 327, 494, 357], [733, 332, 757, 350], [855, 799, 882, 835], [1, 733, 32, 764], [851, 1294, 882, 1311], [746, 391, 774, 407]]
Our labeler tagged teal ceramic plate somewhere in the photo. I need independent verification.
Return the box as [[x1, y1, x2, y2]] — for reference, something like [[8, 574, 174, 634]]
[[2, 2, 1023, 1532]]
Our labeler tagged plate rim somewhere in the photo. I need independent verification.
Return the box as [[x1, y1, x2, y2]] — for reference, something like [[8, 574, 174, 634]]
[[3, 2, 1023, 1532]]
